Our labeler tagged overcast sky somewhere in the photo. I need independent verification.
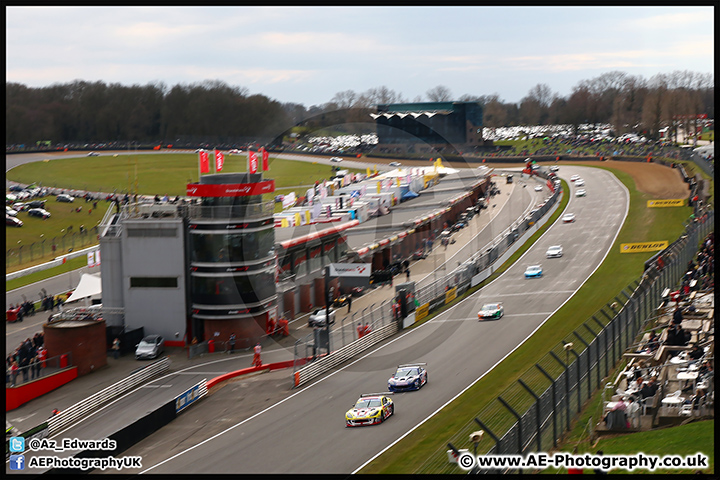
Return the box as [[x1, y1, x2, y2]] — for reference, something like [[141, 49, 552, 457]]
[[6, 6, 714, 107]]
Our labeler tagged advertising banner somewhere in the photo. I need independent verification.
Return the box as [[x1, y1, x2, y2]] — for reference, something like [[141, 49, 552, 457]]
[[416, 303, 429, 322], [329, 263, 371, 277], [445, 287, 457, 304], [620, 241, 668, 253], [647, 199, 685, 207]]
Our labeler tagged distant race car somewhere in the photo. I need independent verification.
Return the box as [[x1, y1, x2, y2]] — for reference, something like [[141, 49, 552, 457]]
[[330, 157, 343, 163], [411, 248, 427, 260], [308, 307, 336, 327], [346, 393, 394, 427], [478, 303, 504, 320], [570, 174, 580, 182], [387, 363, 427, 392], [534, 185, 543, 192], [575, 178, 585, 187], [389, 162, 402, 167], [333, 294, 350, 308], [546, 245, 564, 258], [87, 151, 99, 157], [525, 265, 543, 278], [549, 165, 559, 172], [576, 189, 586, 197], [562, 213, 576, 223]]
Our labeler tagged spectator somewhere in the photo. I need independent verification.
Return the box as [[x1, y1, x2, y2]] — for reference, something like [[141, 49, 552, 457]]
[[672, 305, 683, 325], [640, 378, 658, 399], [10, 361, 19, 387], [357, 323, 364, 339], [252, 342, 262, 367], [228, 333, 236, 354], [347, 295, 352, 314], [112, 337, 120, 359]]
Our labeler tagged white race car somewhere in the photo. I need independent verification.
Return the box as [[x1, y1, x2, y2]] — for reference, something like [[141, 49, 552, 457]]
[[576, 189, 586, 197], [562, 213, 576, 223], [575, 178, 585, 187], [546, 245, 563, 258], [478, 303, 504, 320]]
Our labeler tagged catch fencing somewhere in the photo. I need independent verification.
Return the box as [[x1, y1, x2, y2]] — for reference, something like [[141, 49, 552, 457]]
[[414, 208, 714, 474]]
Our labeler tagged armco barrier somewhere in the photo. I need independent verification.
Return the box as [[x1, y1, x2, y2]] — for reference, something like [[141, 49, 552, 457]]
[[47, 356, 170, 437], [293, 321, 400, 388]]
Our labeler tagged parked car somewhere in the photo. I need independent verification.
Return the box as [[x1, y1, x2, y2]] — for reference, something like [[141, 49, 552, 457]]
[[6, 215, 23, 227], [6, 206, 18, 217], [28, 199, 47, 209], [56, 194, 74, 203], [308, 307, 336, 327], [27, 208, 51, 219], [135, 334, 165, 360]]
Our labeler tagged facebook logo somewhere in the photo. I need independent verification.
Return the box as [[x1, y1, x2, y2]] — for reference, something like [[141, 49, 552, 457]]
[[9, 454, 25, 470], [9, 436, 25, 452]]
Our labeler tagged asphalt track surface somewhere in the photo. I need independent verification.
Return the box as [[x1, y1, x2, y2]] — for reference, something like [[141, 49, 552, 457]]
[[125, 166, 627, 474]]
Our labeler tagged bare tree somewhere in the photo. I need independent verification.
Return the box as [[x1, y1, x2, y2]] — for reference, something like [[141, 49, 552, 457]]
[[426, 85, 453, 102]]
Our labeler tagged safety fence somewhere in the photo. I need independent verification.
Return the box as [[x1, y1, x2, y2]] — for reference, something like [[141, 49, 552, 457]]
[[6, 352, 73, 388], [291, 172, 562, 381], [414, 209, 714, 474], [6, 228, 101, 270]]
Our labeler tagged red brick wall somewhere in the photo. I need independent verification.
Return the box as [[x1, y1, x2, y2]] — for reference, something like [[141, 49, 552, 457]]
[[43, 320, 107, 376]]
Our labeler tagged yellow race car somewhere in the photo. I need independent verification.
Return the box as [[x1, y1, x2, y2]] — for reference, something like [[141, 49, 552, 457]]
[[345, 393, 394, 427]]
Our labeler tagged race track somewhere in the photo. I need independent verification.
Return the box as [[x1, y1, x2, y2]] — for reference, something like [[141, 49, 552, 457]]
[[133, 165, 627, 474]]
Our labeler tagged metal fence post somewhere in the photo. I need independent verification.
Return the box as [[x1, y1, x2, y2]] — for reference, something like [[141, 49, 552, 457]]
[[549, 351, 571, 432], [573, 331, 592, 399], [496, 396, 523, 454], [474, 418, 501, 454], [535, 364, 557, 448], [517, 379, 542, 452]]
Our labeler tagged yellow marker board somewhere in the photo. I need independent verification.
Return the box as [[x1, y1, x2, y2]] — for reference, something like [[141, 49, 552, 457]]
[[620, 241, 668, 253], [647, 199, 685, 208]]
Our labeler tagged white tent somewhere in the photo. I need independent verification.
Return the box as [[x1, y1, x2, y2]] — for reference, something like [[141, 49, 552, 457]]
[[65, 273, 102, 305]]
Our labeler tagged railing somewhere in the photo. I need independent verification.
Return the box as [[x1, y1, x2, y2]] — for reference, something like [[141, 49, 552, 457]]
[[6, 227, 101, 270], [6, 352, 73, 388], [46, 356, 170, 437], [414, 209, 713, 474]]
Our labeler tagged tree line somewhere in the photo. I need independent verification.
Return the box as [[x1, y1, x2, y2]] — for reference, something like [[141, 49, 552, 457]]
[[5, 70, 713, 147]]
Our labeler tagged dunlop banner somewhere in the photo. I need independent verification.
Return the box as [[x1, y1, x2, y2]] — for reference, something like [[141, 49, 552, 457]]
[[445, 287, 457, 304], [647, 199, 685, 208], [416, 303, 429, 322], [620, 241, 668, 253]]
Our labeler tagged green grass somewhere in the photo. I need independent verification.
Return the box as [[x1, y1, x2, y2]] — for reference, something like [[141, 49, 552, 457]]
[[545, 420, 714, 474], [6, 153, 364, 275], [361, 165, 698, 474]]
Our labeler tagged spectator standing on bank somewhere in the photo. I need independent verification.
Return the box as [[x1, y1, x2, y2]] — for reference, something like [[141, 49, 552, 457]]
[[229, 333, 236, 354], [347, 295, 352, 313]]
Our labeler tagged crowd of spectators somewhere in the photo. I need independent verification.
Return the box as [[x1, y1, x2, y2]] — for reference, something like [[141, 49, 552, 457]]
[[6, 333, 46, 387]]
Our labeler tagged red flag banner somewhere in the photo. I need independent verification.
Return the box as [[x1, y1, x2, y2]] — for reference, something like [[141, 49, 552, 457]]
[[248, 150, 258, 174], [215, 150, 224, 172], [199, 150, 210, 173], [261, 147, 269, 171]]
